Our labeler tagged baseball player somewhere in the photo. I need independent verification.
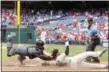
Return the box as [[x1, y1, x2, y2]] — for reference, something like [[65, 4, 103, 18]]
[[43, 41, 108, 69], [6, 33, 51, 65]]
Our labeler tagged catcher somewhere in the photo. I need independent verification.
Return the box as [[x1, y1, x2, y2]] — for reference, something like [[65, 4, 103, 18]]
[[6, 32, 58, 65]]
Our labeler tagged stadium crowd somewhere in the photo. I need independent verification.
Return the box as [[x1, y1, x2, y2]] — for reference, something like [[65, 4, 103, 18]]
[[1, 9, 109, 45]]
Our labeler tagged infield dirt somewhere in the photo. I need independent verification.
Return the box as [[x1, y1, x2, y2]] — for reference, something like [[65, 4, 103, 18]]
[[2, 58, 108, 71]]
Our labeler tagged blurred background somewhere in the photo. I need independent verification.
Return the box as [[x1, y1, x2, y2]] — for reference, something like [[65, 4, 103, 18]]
[[1, 1, 109, 45]]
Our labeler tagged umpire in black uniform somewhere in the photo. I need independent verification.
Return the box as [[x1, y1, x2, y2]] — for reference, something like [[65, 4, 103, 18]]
[[86, 18, 100, 63]]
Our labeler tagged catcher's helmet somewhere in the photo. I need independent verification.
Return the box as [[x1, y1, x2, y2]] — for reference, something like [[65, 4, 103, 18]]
[[36, 40, 44, 46]]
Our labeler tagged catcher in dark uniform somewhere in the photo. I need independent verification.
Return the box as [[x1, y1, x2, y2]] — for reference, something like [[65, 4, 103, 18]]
[[7, 33, 58, 65]]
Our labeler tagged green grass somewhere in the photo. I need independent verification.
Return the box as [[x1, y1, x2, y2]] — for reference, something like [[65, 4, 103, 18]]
[[2, 44, 108, 61]]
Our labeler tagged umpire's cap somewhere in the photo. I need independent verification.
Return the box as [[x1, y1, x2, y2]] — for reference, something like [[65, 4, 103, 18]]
[[36, 40, 44, 46]]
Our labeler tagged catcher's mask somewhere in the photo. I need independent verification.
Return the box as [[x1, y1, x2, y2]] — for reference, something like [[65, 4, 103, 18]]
[[36, 40, 44, 47]]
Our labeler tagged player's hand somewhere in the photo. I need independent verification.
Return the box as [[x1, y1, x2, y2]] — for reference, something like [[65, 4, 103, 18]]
[[65, 41, 69, 46]]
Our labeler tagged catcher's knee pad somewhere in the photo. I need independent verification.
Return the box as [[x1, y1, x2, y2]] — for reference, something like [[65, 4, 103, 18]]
[[7, 47, 12, 57], [7, 47, 12, 52]]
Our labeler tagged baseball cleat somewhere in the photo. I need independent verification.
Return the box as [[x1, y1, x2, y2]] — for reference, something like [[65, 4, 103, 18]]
[[7, 54, 11, 57]]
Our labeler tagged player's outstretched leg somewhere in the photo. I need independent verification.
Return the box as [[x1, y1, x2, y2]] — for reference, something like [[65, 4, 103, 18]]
[[7, 34, 13, 57], [7, 32, 16, 57], [18, 55, 26, 65], [7, 47, 12, 57], [80, 62, 108, 69], [91, 48, 107, 63], [70, 49, 107, 64]]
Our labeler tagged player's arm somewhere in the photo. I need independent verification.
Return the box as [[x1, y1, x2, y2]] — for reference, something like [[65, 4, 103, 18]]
[[65, 41, 69, 56], [39, 49, 59, 61], [39, 55, 53, 61], [55, 41, 69, 65], [39, 51, 53, 61], [43, 51, 51, 56]]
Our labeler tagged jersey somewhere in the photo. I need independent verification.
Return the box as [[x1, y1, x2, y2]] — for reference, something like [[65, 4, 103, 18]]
[[87, 25, 100, 37], [55, 53, 72, 65]]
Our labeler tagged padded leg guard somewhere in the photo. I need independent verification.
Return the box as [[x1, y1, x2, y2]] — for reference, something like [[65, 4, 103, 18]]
[[18, 55, 26, 65]]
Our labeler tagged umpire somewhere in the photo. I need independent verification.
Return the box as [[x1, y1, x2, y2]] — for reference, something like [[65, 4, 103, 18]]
[[86, 18, 100, 63]]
